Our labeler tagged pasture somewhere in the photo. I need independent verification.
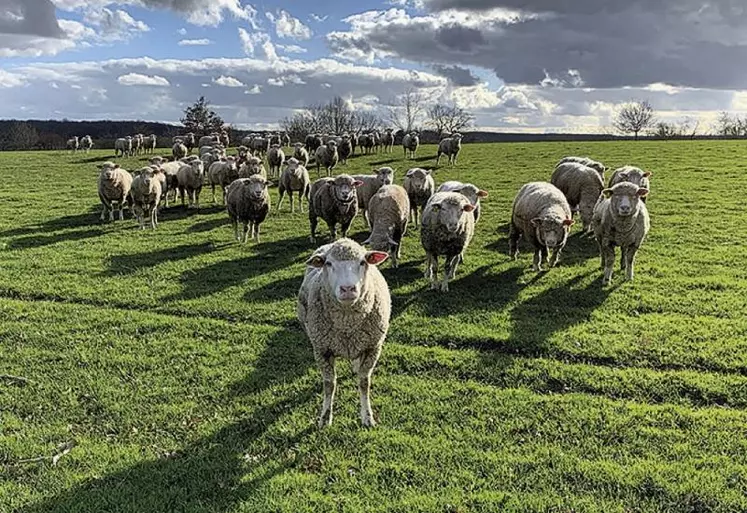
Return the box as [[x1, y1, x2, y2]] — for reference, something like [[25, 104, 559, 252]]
[[2, 140, 747, 512]]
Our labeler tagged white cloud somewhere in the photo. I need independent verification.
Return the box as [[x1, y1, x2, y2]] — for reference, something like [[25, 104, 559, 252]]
[[277, 43, 307, 54], [83, 7, 149, 42], [266, 9, 312, 40], [0, 70, 26, 88], [178, 38, 212, 46], [213, 75, 244, 87], [267, 77, 284, 86], [245, 84, 261, 94], [177, 27, 187, 35], [117, 73, 170, 87], [310, 14, 328, 23], [238, 28, 277, 61]]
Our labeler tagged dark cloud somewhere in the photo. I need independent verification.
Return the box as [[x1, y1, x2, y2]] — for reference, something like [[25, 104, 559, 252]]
[[0, 0, 64, 38], [434, 24, 485, 53], [431, 65, 479, 86]]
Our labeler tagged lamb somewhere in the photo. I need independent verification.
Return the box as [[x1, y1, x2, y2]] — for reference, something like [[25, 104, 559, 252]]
[[437, 181, 488, 223], [225, 175, 270, 243], [208, 156, 239, 204], [277, 157, 311, 213], [315, 140, 339, 177], [436, 133, 463, 165], [172, 142, 188, 160], [403, 168, 435, 225], [269, 133, 281, 146], [420, 192, 475, 292], [296, 238, 391, 427], [558, 156, 606, 179], [80, 135, 93, 153], [292, 142, 310, 167], [402, 131, 419, 159], [592, 182, 650, 285], [608, 166, 652, 203], [267, 144, 285, 179], [147, 134, 157, 154], [238, 156, 267, 179], [114, 137, 132, 158], [353, 167, 395, 228], [308, 174, 363, 243], [362, 185, 410, 267], [176, 158, 205, 209], [97, 162, 133, 221], [66, 136, 79, 153], [381, 129, 394, 153], [149, 164, 169, 209], [338, 134, 352, 165], [130, 167, 162, 230], [219, 130, 230, 148], [183, 133, 196, 154], [550, 162, 605, 234], [509, 182, 575, 272]]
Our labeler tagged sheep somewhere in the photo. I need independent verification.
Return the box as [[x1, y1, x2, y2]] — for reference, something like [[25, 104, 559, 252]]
[[97, 162, 133, 221], [251, 137, 269, 156], [130, 167, 162, 230], [282, 133, 291, 147], [208, 156, 239, 204], [308, 174, 363, 243], [114, 137, 132, 158], [241, 135, 254, 147], [305, 133, 322, 153], [132, 134, 143, 156], [183, 133, 196, 153], [358, 134, 374, 154], [149, 164, 169, 209], [172, 142, 188, 160], [219, 130, 230, 148], [420, 191, 475, 292], [292, 142, 310, 167], [437, 181, 489, 224], [353, 167, 395, 228], [402, 132, 419, 159], [147, 134, 157, 154], [403, 168, 435, 226], [238, 156, 267, 179], [315, 140, 339, 177], [558, 156, 606, 179], [592, 182, 650, 285], [198, 135, 218, 148], [362, 184, 410, 267], [296, 238, 391, 427], [550, 162, 605, 234], [66, 136, 79, 153], [509, 182, 575, 272], [268, 133, 281, 146], [80, 135, 93, 153], [338, 134, 352, 165], [226, 175, 270, 243], [176, 158, 205, 209], [608, 166, 652, 203], [277, 157, 311, 213], [159, 160, 183, 203], [381, 129, 394, 153], [370, 131, 381, 153], [267, 144, 285, 179], [436, 133, 463, 165], [350, 132, 359, 155]]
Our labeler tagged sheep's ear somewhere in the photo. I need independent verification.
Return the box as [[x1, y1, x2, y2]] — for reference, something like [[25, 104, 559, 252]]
[[423, 169, 432, 175], [643, 171, 652, 177], [406, 169, 416, 177], [306, 255, 325, 268], [602, 188, 613, 198], [563, 218, 575, 227], [114, 164, 120, 168], [361, 236, 371, 246], [352, 180, 364, 188], [636, 188, 649, 197], [463, 204, 476, 213], [477, 190, 489, 198], [365, 251, 389, 265], [530, 217, 542, 227]]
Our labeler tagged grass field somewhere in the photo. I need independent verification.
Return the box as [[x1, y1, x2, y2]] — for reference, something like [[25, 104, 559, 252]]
[[2, 140, 747, 512]]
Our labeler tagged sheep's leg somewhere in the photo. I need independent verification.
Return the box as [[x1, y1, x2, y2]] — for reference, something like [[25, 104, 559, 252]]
[[179, 187, 186, 206], [277, 188, 285, 212], [253, 223, 260, 243], [602, 243, 615, 285], [508, 223, 521, 260], [100, 205, 108, 222], [532, 248, 542, 272], [152, 206, 158, 229], [540, 246, 550, 267], [327, 221, 338, 240], [232, 218, 240, 241], [363, 209, 371, 230], [242, 222, 250, 243], [211, 184, 217, 204], [550, 245, 563, 268], [620, 246, 627, 271], [625, 245, 638, 281], [442, 255, 459, 292], [317, 354, 337, 428], [195, 188, 201, 210], [309, 214, 318, 243]]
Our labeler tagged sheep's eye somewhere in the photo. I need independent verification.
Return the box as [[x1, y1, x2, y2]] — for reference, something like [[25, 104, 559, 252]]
[[324, 262, 332, 268], [360, 260, 366, 266]]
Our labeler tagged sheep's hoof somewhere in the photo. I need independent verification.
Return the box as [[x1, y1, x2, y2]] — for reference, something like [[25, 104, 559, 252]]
[[430, 282, 439, 290], [318, 410, 333, 429], [602, 278, 611, 286], [440, 282, 449, 292], [361, 415, 376, 428], [532, 264, 541, 272]]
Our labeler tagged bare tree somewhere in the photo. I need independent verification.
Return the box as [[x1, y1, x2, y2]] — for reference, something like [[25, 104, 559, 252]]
[[387, 87, 427, 133], [280, 96, 382, 140], [427, 103, 474, 136], [613, 100, 655, 140], [351, 111, 382, 134]]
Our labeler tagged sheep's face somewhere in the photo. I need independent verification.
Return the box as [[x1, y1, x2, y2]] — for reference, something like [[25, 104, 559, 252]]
[[307, 248, 388, 306], [531, 216, 573, 248], [327, 140, 338, 150], [285, 157, 299, 171], [459, 184, 488, 206], [103, 167, 119, 180], [406, 168, 431, 190], [604, 183, 648, 217], [333, 176, 362, 203], [616, 169, 651, 187], [247, 178, 268, 200], [191, 161, 204, 177], [376, 167, 394, 185], [139, 169, 155, 187], [429, 198, 474, 233]]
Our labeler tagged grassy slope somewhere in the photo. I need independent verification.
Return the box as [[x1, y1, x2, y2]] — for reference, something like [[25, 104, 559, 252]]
[[2, 141, 747, 512]]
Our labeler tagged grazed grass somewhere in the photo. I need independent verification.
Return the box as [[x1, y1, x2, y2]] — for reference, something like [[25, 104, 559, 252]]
[[2, 142, 747, 512]]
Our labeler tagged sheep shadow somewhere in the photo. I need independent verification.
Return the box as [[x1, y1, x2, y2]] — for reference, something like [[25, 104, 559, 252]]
[[407, 155, 435, 163], [561, 231, 602, 266], [186, 217, 229, 234], [7, 227, 106, 250], [72, 155, 117, 164], [244, 275, 302, 303], [369, 158, 398, 166], [105, 242, 227, 276], [0, 210, 101, 238], [19, 329, 317, 513]]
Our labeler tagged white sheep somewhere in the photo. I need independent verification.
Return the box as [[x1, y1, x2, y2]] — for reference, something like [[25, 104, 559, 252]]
[[315, 140, 339, 177], [226, 175, 271, 243], [97, 162, 133, 221], [114, 137, 132, 158], [436, 133, 463, 166], [172, 142, 188, 160], [293, 142, 310, 167], [363, 184, 410, 267], [353, 167, 395, 228], [66, 136, 79, 153], [608, 166, 652, 203], [277, 157, 311, 213], [80, 135, 93, 153], [297, 238, 391, 427], [208, 157, 239, 204], [238, 156, 267, 179], [558, 156, 606, 179], [403, 168, 435, 226], [267, 144, 285, 179], [130, 167, 162, 230], [177, 159, 205, 209], [308, 174, 362, 243], [550, 162, 605, 234], [402, 132, 419, 159], [437, 181, 488, 223]]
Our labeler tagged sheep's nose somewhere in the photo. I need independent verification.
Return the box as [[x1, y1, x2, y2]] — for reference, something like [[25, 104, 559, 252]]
[[340, 285, 356, 293]]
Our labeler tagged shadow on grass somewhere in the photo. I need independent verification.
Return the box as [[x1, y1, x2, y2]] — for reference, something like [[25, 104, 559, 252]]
[[72, 155, 117, 164], [20, 329, 317, 513], [244, 275, 302, 303], [186, 217, 229, 234], [369, 158, 397, 166], [105, 242, 228, 276], [7, 228, 106, 250], [0, 209, 101, 238]]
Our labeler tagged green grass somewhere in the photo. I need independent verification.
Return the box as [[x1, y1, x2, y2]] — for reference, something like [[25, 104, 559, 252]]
[[2, 141, 747, 512]]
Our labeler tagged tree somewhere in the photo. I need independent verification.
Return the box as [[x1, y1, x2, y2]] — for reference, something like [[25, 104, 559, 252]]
[[427, 103, 474, 135], [612, 100, 655, 140], [279, 96, 383, 140], [387, 87, 427, 133], [180, 96, 224, 136]]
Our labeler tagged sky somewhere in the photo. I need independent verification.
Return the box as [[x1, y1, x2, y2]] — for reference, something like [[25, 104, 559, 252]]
[[1, 0, 747, 132]]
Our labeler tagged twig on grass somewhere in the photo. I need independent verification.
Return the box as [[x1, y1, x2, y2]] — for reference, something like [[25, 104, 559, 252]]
[[16, 441, 77, 466]]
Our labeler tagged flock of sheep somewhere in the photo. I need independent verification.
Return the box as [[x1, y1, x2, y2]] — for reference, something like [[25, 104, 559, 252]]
[[94, 131, 652, 427], [65, 135, 94, 153]]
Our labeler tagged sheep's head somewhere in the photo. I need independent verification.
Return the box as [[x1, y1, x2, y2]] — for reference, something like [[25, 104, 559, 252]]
[[458, 183, 488, 206], [332, 175, 362, 203], [375, 166, 394, 185], [603, 182, 648, 217], [246, 175, 268, 200], [101, 162, 120, 180], [426, 193, 474, 232], [452, 133, 463, 141], [327, 140, 338, 150], [531, 216, 574, 248], [306, 239, 388, 306], [138, 167, 156, 187], [285, 157, 300, 170], [405, 168, 431, 190]]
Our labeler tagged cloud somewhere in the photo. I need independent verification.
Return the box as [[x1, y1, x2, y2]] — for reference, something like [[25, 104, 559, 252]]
[[0, 18, 94, 57], [310, 14, 328, 23], [266, 10, 312, 40], [0, 69, 26, 88], [213, 75, 244, 87], [177, 27, 187, 35], [245, 84, 261, 94], [117, 73, 170, 87], [277, 43, 307, 54], [431, 65, 479, 86], [238, 29, 278, 61], [0, 0, 64, 38], [178, 38, 212, 46], [83, 8, 149, 41]]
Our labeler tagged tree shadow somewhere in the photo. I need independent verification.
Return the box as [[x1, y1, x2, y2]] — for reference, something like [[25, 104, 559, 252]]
[[105, 242, 228, 276], [19, 329, 317, 513], [0, 209, 101, 238], [244, 275, 302, 303], [7, 228, 106, 250]]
